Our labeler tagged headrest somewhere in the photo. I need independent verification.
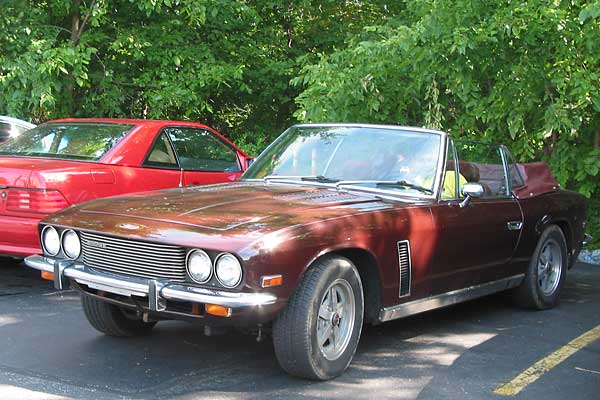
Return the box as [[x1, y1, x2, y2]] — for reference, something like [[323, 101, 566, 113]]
[[447, 160, 480, 182]]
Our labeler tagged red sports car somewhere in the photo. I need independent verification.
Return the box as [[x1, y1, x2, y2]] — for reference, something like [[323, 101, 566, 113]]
[[0, 118, 251, 257]]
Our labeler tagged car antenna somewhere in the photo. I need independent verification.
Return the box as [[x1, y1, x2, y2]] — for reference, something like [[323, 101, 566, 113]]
[[178, 168, 184, 188]]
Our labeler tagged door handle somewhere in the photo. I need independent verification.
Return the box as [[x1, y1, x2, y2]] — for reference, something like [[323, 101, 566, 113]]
[[507, 221, 523, 231]]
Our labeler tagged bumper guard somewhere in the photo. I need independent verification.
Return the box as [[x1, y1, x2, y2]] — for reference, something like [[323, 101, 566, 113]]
[[24, 255, 277, 312]]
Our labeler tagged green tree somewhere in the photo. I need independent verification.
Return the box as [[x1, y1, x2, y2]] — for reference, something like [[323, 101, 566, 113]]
[[0, 0, 401, 155]]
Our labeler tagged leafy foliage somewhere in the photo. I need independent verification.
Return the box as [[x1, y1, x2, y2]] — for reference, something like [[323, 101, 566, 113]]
[[0, 0, 400, 146]]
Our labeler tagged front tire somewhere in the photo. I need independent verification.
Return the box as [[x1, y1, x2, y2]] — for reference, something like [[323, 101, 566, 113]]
[[514, 225, 567, 310], [273, 255, 364, 380], [81, 295, 156, 337]]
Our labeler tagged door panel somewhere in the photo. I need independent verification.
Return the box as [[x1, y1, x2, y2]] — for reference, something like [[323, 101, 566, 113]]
[[429, 139, 523, 295], [430, 199, 522, 294], [183, 170, 242, 186]]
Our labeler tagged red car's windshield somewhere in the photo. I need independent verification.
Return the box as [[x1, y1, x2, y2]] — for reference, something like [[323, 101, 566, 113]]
[[0, 122, 133, 161]]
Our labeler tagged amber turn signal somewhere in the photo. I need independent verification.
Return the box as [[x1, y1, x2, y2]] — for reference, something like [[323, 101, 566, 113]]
[[205, 304, 231, 317], [41, 271, 55, 281], [261, 274, 283, 288]]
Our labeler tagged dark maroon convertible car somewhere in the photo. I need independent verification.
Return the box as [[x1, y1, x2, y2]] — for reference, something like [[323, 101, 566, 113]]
[[25, 124, 589, 380]]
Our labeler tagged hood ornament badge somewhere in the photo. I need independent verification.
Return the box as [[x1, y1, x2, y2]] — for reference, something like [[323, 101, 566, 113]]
[[118, 223, 141, 231]]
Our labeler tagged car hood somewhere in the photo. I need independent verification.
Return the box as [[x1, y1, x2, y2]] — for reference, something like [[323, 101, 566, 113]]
[[71, 182, 392, 229], [43, 182, 419, 248]]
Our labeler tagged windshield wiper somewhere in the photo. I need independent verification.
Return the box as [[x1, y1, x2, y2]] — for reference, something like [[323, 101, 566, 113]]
[[336, 180, 433, 195], [263, 175, 339, 184], [375, 180, 433, 194], [300, 175, 339, 183]]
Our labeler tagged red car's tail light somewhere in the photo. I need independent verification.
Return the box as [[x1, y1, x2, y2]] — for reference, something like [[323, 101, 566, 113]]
[[6, 189, 69, 214]]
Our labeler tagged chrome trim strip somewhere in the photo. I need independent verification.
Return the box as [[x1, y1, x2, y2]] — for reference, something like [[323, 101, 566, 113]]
[[81, 231, 184, 251], [431, 134, 448, 200], [507, 221, 523, 231], [292, 123, 447, 136], [24, 255, 277, 309], [379, 274, 525, 322], [499, 145, 511, 197], [397, 240, 411, 298], [582, 233, 592, 248]]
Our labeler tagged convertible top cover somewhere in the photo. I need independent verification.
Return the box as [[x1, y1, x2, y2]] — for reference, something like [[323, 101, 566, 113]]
[[513, 162, 559, 199]]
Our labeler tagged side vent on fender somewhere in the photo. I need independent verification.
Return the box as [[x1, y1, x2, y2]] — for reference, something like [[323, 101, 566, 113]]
[[397, 240, 411, 297]]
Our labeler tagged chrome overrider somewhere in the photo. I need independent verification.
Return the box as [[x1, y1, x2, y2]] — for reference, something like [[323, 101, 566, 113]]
[[24, 255, 278, 312]]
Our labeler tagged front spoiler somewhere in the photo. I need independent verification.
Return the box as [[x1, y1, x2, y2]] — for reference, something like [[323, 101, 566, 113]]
[[24, 255, 277, 312]]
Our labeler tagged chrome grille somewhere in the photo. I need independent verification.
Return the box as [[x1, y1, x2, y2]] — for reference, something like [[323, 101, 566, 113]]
[[81, 232, 187, 282], [398, 240, 411, 297]]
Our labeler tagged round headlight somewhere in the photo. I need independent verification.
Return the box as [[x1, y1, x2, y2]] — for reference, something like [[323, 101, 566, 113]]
[[187, 250, 212, 283], [215, 253, 242, 288], [41, 226, 60, 256], [61, 230, 81, 259]]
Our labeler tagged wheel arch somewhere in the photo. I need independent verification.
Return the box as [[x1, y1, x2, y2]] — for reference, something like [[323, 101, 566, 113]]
[[302, 247, 383, 325], [536, 215, 573, 265]]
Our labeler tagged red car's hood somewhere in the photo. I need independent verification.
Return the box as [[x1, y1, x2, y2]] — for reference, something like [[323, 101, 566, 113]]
[[0, 156, 96, 188]]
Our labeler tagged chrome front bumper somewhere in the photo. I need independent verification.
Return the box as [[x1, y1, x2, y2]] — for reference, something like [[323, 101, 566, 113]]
[[24, 255, 277, 312]]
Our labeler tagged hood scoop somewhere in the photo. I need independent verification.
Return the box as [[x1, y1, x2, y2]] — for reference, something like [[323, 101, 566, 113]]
[[275, 190, 371, 205], [183, 182, 255, 193]]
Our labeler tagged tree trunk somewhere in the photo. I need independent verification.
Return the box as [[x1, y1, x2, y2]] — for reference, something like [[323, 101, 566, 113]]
[[595, 130, 600, 150], [71, 0, 81, 47]]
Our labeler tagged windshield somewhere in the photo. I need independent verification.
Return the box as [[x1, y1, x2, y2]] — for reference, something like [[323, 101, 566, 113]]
[[0, 122, 133, 161], [243, 125, 443, 196]]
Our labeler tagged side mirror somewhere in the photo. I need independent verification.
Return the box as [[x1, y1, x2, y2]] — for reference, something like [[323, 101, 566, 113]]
[[246, 158, 255, 169], [462, 183, 484, 198], [459, 182, 484, 208]]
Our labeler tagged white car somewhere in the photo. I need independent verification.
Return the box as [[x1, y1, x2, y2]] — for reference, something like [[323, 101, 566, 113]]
[[0, 116, 36, 143]]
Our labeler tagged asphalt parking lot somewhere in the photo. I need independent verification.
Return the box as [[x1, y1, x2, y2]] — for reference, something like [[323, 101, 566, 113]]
[[0, 259, 598, 400]]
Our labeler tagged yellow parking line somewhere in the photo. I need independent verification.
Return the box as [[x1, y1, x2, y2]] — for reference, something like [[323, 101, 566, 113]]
[[494, 324, 600, 396]]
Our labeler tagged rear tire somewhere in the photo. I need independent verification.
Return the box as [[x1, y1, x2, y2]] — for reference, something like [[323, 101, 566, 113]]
[[81, 295, 156, 337], [273, 255, 364, 380], [513, 225, 567, 310]]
